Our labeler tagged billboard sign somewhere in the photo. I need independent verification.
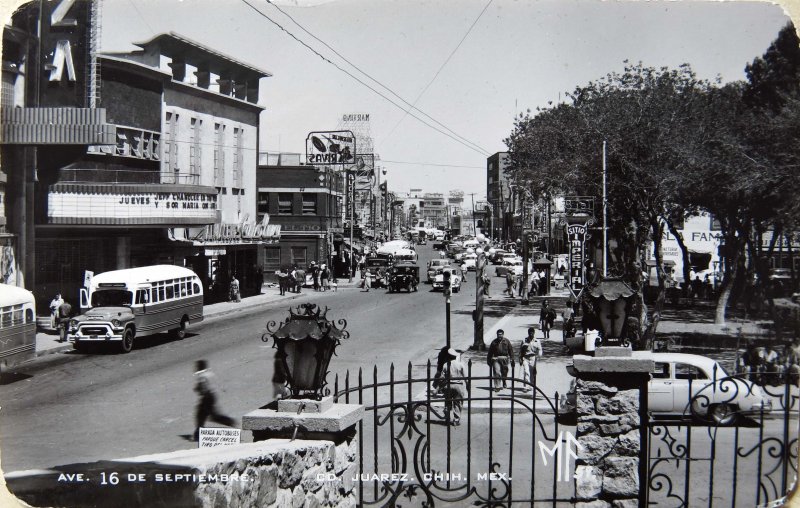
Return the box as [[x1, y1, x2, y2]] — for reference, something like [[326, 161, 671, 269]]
[[567, 223, 588, 289], [306, 130, 356, 165]]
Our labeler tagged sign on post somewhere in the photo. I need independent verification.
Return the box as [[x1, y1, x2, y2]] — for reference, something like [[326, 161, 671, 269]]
[[567, 223, 588, 289], [198, 428, 241, 448], [306, 131, 356, 165]]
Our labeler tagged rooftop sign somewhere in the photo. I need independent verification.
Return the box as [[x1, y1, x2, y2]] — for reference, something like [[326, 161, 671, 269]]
[[306, 130, 356, 165]]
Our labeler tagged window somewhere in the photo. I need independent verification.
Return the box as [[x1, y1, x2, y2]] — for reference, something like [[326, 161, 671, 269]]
[[190, 118, 201, 177], [675, 363, 708, 380], [214, 123, 225, 186], [302, 194, 317, 215], [164, 112, 179, 180], [291, 247, 307, 268], [278, 193, 293, 214], [653, 363, 670, 379], [265, 247, 281, 270], [193, 283, 201, 295], [232, 127, 243, 188], [165, 284, 175, 300], [135, 289, 150, 304]]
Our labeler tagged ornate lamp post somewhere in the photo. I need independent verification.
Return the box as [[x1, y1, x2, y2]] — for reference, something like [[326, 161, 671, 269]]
[[262, 303, 349, 400], [245, 303, 362, 442]]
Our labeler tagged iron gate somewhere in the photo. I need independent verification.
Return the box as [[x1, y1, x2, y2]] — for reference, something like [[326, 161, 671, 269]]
[[333, 359, 576, 507], [646, 367, 799, 507]]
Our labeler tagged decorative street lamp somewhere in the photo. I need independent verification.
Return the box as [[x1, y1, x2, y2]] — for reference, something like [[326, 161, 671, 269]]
[[262, 303, 349, 400]]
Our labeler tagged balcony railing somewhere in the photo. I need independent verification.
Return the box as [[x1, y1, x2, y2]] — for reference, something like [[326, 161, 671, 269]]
[[56, 168, 201, 185]]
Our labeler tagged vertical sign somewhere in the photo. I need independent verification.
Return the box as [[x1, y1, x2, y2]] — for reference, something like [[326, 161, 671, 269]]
[[567, 223, 588, 289]]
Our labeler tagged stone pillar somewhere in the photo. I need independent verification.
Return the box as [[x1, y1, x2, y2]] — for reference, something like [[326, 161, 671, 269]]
[[569, 347, 653, 508]]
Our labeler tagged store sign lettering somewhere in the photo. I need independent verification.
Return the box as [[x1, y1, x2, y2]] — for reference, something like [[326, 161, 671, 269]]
[[116, 193, 217, 210], [194, 214, 281, 243]]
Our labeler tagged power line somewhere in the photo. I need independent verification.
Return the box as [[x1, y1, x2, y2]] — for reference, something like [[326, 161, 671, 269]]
[[385, 0, 494, 140], [380, 159, 484, 169], [240, 0, 490, 157], [264, 0, 490, 156]]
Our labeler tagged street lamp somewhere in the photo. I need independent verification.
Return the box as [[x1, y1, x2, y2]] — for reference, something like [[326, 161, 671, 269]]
[[262, 303, 350, 400]]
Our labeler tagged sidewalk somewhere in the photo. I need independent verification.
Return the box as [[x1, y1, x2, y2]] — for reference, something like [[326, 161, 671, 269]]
[[34, 280, 365, 358]]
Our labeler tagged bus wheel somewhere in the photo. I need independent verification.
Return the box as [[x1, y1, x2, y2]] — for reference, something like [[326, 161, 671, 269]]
[[120, 328, 134, 353], [172, 319, 188, 340]]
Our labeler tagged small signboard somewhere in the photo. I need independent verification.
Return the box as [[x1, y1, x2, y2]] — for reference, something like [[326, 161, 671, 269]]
[[198, 427, 241, 448], [567, 223, 588, 289], [83, 270, 93, 288], [306, 130, 356, 165]]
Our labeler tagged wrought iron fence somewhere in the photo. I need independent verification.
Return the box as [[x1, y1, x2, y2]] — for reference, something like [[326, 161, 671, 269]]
[[647, 366, 799, 507], [332, 360, 575, 507]]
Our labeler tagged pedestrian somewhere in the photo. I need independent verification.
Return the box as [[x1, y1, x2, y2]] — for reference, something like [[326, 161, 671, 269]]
[[531, 270, 540, 297], [229, 275, 241, 303], [49, 293, 64, 329], [57, 299, 73, 342], [320, 264, 330, 291], [294, 266, 306, 293], [558, 263, 567, 277], [275, 268, 288, 296], [562, 303, 576, 344], [504, 271, 515, 297], [330, 276, 339, 292], [440, 348, 467, 426], [487, 329, 514, 391], [703, 274, 713, 300], [255, 266, 264, 295], [289, 266, 298, 293], [518, 327, 543, 392], [363, 269, 374, 292], [539, 299, 555, 340], [311, 262, 320, 291], [482, 272, 491, 298], [192, 360, 236, 441]]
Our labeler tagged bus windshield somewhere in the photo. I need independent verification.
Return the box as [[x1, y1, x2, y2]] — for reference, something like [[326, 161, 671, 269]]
[[92, 289, 133, 307]]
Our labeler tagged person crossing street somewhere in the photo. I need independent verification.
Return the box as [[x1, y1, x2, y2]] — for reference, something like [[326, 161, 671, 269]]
[[487, 329, 514, 391]]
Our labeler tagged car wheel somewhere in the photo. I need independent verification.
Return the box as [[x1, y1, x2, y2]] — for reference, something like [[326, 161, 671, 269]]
[[709, 403, 737, 426], [120, 328, 134, 354]]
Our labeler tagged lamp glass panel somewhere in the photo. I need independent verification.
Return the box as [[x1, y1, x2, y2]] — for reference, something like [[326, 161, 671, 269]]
[[283, 339, 320, 390]]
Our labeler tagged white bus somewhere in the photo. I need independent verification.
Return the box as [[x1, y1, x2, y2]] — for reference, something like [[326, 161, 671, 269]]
[[68, 265, 203, 353], [0, 284, 36, 368]]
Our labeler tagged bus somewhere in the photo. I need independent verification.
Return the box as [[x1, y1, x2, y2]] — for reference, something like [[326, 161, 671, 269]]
[[0, 284, 36, 368], [68, 265, 203, 353]]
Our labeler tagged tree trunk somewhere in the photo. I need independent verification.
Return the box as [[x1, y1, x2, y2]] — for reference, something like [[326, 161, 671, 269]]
[[643, 218, 665, 347], [665, 219, 691, 296], [714, 232, 744, 325]]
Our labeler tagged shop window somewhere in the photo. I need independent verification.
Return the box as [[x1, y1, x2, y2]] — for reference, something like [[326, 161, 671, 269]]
[[302, 194, 317, 215], [264, 247, 281, 270], [278, 193, 293, 215], [291, 247, 307, 268]]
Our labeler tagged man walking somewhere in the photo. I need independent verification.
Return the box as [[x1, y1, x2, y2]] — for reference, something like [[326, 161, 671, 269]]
[[487, 329, 514, 391], [539, 299, 555, 340], [193, 360, 236, 441], [505, 271, 515, 297], [440, 348, 467, 426], [518, 328, 543, 392]]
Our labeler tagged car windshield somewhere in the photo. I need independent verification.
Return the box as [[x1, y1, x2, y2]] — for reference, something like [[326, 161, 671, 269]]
[[91, 289, 132, 307]]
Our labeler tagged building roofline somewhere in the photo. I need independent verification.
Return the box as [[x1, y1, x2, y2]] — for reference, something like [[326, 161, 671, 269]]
[[132, 32, 273, 79]]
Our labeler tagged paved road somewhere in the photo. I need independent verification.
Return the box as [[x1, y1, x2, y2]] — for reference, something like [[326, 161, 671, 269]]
[[0, 245, 490, 473]]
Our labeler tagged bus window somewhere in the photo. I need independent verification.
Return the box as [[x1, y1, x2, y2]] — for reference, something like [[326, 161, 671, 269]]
[[135, 289, 150, 304], [12, 307, 23, 325], [193, 283, 201, 294], [26, 309, 34, 323], [173, 282, 180, 297], [180, 282, 187, 297], [187, 282, 193, 295], [1, 309, 12, 328], [165, 285, 174, 300], [158, 285, 165, 301]]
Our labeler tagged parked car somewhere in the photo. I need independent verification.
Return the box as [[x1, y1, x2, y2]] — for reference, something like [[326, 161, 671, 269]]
[[495, 259, 524, 277], [427, 259, 450, 283], [388, 263, 419, 293], [432, 266, 463, 293], [433, 240, 450, 251], [461, 253, 478, 271], [561, 352, 772, 425]]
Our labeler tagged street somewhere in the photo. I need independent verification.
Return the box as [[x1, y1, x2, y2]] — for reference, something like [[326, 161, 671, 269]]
[[0, 245, 492, 473]]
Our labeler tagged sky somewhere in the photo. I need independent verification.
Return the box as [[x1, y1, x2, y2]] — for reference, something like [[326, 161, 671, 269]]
[[46, 0, 800, 199]]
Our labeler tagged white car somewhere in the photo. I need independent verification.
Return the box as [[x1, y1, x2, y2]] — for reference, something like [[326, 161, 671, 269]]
[[461, 253, 478, 271], [432, 266, 463, 292], [427, 259, 450, 283], [495, 259, 523, 277], [563, 352, 772, 425]]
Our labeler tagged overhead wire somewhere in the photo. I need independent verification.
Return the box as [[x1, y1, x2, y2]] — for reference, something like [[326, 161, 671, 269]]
[[241, 0, 490, 157], [385, 0, 494, 140]]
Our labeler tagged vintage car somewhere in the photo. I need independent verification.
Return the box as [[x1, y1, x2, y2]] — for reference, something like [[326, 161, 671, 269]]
[[432, 266, 464, 293], [495, 258, 524, 277], [562, 352, 772, 425], [489, 249, 508, 264], [388, 263, 419, 293], [427, 259, 450, 283], [365, 257, 391, 288], [461, 253, 478, 271]]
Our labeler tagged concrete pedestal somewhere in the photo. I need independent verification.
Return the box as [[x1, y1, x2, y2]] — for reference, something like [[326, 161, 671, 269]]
[[243, 398, 364, 442]]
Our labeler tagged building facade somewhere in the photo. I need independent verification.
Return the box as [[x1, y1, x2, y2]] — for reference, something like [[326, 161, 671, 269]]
[[486, 152, 512, 242], [1, 1, 273, 308], [256, 156, 348, 278]]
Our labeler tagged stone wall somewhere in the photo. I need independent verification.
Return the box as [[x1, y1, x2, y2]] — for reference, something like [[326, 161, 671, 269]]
[[5, 437, 359, 508], [573, 379, 641, 508]]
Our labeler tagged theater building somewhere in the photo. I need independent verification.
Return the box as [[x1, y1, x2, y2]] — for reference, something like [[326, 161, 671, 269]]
[[1, 0, 273, 308]]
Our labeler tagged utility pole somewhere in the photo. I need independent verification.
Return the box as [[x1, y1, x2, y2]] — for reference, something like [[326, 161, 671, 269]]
[[602, 140, 608, 277], [468, 193, 477, 237], [472, 249, 486, 351]]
